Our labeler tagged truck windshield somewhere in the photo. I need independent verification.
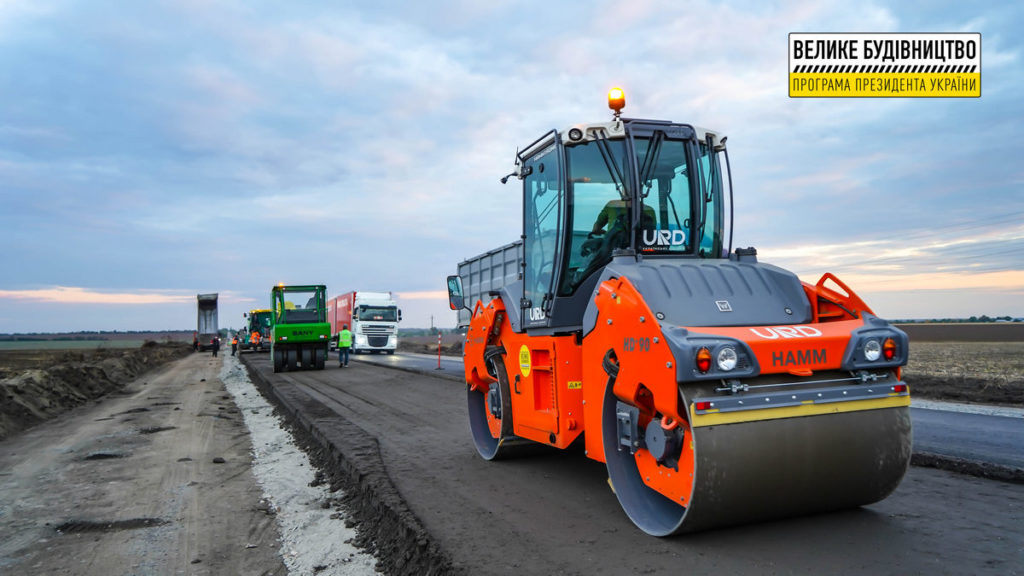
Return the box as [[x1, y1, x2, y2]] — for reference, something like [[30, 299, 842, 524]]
[[358, 306, 397, 322]]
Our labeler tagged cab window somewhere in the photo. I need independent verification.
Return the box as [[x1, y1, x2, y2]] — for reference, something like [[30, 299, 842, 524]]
[[637, 136, 693, 255], [558, 139, 630, 296], [522, 144, 562, 325]]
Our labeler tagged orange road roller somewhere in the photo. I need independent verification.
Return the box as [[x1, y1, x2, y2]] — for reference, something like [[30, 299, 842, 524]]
[[447, 89, 911, 536]]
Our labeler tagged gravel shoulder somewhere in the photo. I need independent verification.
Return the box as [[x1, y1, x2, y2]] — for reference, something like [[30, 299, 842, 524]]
[[0, 352, 287, 575]]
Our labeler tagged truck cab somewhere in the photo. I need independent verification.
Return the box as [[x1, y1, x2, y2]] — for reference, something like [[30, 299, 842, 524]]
[[331, 291, 402, 354]]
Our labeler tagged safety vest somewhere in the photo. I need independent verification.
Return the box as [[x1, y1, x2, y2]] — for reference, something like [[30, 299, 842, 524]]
[[338, 329, 352, 348], [252, 332, 261, 344], [232, 337, 238, 345]]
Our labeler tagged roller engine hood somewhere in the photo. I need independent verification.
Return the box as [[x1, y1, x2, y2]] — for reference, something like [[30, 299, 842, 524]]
[[585, 255, 812, 334]]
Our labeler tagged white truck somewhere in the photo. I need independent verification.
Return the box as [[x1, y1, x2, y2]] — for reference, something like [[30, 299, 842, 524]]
[[328, 291, 401, 354]]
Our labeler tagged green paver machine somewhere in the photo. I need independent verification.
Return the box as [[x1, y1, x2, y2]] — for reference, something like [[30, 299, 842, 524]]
[[241, 308, 273, 352], [270, 284, 330, 372]]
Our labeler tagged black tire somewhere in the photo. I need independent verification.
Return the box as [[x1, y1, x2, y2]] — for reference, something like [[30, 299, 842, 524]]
[[287, 349, 298, 371], [301, 346, 313, 369], [314, 347, 325, 370], [273, 348, 283, 373]]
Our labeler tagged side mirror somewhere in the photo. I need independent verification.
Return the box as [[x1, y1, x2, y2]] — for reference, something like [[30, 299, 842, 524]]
[[447, 275, 466, 311], [243, 312, 248, 318], [398, 309, 403, 322]]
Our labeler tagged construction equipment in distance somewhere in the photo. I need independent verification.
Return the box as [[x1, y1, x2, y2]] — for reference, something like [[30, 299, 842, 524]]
[[196, 293, 219, 351], [270, 284, 330, 372], [446, 88, 911, 536], [241, 308, 273, 352]]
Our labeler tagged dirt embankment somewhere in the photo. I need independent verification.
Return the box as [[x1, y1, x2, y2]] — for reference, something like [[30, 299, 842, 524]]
[[0, 342, 193, 441]]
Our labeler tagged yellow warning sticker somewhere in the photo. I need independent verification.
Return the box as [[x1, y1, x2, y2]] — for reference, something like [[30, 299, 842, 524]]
[[567, 380, 582, 390], [519, 345, 531, 378], [789, 33, 981, 98]]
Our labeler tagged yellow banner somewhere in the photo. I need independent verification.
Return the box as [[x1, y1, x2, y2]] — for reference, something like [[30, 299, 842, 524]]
[[790, 73, 980, 98]]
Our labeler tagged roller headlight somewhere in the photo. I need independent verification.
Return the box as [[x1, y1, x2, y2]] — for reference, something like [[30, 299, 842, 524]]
[[864, 339, 881, 361], [717, 347, 738, 371]]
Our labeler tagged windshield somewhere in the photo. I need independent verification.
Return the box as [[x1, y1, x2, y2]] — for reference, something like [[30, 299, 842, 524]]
[[637, 135, 693, 255], [275, 289, 324, 324], [556, 127, 726, 297], [559, 138, 631, 296], [251, 312, 272, 332], [357, 306, 397, 322], [696, 141, 724, 257]]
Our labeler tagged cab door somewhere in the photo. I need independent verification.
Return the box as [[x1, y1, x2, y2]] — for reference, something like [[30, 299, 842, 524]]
[[514, 137, 565, 438], [521, 138, 564, 330]]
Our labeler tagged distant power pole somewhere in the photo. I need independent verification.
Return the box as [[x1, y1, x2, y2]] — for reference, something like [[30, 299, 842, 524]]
[[430, 315, 434, 330]]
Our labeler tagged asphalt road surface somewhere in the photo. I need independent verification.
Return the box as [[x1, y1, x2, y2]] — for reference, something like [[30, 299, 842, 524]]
[[358, 352, 1024, 471], [250, 353, 1024, 575], [912, 407, 1024, 469]]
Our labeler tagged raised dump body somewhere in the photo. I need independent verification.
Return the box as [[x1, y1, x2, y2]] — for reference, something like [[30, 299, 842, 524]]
[[196, 293, 218, 351]]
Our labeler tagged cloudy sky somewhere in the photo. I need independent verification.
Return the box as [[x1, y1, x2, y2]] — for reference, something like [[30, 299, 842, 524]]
[[1, 0, 1021, 332]]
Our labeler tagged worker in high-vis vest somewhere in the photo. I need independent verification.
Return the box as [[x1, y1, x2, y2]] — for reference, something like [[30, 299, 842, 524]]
[[337, 324, 352, 368]]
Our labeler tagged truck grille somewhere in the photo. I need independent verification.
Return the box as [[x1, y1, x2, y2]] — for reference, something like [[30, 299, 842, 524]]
[[362, 324, 393, 334], [368, 336, 389, 347]]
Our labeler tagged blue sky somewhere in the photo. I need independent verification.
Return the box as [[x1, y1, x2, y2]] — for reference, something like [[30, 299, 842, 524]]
[[1, 0, 1021, 332]]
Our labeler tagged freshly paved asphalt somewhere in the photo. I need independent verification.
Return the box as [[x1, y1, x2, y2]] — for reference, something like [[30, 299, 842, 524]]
[[353, 352, 1024, 470]]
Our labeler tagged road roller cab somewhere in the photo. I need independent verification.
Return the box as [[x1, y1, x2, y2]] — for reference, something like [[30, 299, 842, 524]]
[[448, 89, 912, 536]]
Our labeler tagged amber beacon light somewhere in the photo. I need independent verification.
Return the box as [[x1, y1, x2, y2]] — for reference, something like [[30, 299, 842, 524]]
[[608, 87, 625, 116]]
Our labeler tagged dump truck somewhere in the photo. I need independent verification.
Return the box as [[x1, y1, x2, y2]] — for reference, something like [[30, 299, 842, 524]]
[[270, 284, 330, 372], [196, 293, 219, 351], [328, 291, 401, 354], [446, 89, 911, 536], [241, 308, 273, 352]]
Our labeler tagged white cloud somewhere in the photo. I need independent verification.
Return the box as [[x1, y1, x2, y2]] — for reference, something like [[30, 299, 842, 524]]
[[1, 0, 1022, 330]]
